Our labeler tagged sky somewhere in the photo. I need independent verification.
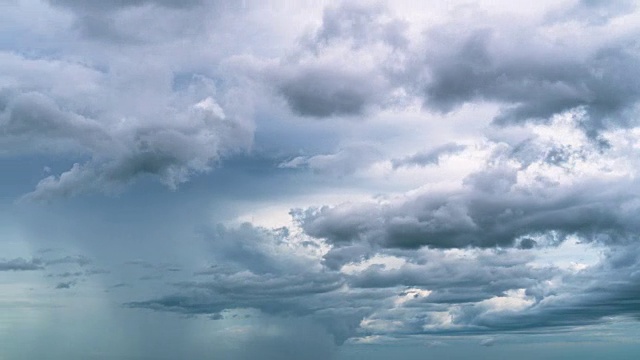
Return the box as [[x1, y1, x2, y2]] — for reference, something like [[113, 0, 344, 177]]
[[1, 0, 640, 359]]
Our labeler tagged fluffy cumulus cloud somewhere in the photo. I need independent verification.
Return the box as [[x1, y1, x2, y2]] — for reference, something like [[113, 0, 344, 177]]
[[252, 1, 640, 133], [298, 110, 640, 250], [130, 110, 640, 340], [0, 39, 253, 200], [418, 19, 640, 132], [259, 2, 410, 118], [3, 0, 640, 359], [125, 1, 640, 346]]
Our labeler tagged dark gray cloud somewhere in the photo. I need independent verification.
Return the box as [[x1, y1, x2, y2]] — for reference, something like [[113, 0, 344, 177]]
[[266, 1, 640, 134], [419, 14, 640, 132], [129, 270, 344, 314], [298, 184, 622, 250], [0, 91, 107, 151], [341, 243, 640, 338], [126, 223, 369, 344], [126, 270, 355, 343], [322, 243, 374, 270], [0, 257, 44, 271], [54, 280, 76, 289], [116, 219, 574, 343], [266, 3, 408, 118], [4, 0, 640, 356], [446, 245, 640, 334], [123, 219, 640, 344], [518, 238, 538, 250], [1, 11, 255, 199], [296, 130, 640, 251], [346, 250, 550, 294], [0, 82, 253, 200], [278, 67, 386, 118]]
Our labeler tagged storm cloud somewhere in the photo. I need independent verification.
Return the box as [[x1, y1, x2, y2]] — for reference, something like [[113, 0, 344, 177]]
[[419, 23, 640, 132], [0, 57, 253, 200], [297, 110, 640, 251], [264, 3, 409, 118], [2, 1, 640, 359]]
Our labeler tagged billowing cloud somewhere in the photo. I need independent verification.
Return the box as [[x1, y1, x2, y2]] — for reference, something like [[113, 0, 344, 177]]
[[127, 223, 361, 344], [0, 53, 253, 200], [125, 220, 640, 344], [22, 95, 251, 200], [3, 1, 640, 358], [260, 0, 640, 136], [419, 21, 640, 132], [262, 3, 409, 118], [297, 109, 640, 251]]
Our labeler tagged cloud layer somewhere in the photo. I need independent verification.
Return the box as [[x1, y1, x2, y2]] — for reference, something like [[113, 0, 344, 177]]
[[2, 1, 640, 359]]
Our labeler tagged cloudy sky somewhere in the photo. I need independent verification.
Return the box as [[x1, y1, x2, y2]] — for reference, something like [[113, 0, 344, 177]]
[[2, 0, 640, 359]]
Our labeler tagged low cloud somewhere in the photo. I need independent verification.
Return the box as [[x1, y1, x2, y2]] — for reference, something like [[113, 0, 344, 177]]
[[0, 258, 44, 271], [297, 110, 640, 250]]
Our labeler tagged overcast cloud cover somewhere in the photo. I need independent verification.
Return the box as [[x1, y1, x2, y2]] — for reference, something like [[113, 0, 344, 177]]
[[2, 0, 640, 359]]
